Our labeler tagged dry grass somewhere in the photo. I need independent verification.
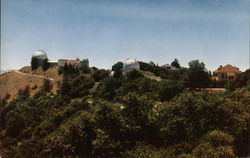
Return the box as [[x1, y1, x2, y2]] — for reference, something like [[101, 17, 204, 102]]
[[141, 70, 162, 81], [0, 66, 62, 102]]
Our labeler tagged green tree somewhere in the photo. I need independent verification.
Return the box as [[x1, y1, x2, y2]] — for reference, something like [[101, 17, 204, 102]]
[[171, 58, 181, 68], [138, 78, 153, 93], [1, 93, 11, 105], [121, 94, 157, 144], [42, 78, 52, 92], [31, 57, 39, 70], [192, 130, 235, 158], [126, 69, 143, 80], [227, 69, 250, 91], [113, 69, 123, 78], [112, 61, 124, 78], [96, 76, 120, 100], [92, 69, 109, 82], [63, 62, 69, 74], [123, 143, 174, 158], [61, 74, 70, 95], [112, 62, 124, 71], [5, 111, 25, 137], [187, 60, 210, 89], [156, 80, 185, 101], [42, 58, 50, 71], [18, 85, 30, 99]]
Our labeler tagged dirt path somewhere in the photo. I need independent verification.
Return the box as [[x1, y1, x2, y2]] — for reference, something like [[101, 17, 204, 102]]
[[14, 71, 54, 81]]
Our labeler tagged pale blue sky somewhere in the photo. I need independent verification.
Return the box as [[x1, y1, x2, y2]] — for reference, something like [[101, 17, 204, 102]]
[[1, 0, 249, 71]]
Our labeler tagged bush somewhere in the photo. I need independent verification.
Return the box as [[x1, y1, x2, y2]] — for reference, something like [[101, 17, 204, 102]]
[[5, 111, 25, 137], [31, 57, 39, 70], [42, 78, 52, 92], [42, 58, 50, 71], [227, 69, 250, 91], [96, 76, 121, 100], [156, 80, 185, 101], [123, 143, 174, 158], [126, 69, 143, 80], [112, 62, 123, 71], [92, 69, 109, 82], [192, 130, 235, 158], [61, 74, 95, 98], [187, 60, 210, 88]]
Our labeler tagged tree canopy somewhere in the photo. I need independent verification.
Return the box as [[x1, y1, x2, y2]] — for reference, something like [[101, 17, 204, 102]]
[[42, 58, 50, 71], [187, 60, 210, 88], [171, 58, 181, 68], [31, 57, 39, 70]]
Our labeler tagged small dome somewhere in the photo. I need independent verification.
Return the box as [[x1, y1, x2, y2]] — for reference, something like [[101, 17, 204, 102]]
[[32, 50, 47, 60], [123, 58, 140, 71]]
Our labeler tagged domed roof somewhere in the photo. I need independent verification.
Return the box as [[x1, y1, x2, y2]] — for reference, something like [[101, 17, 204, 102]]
[[32, 50, 47, 60], [123, 58, 140, 71]]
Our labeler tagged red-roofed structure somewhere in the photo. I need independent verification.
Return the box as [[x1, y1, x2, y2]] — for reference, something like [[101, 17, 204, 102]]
[[212, 64, 241, 81], [58, 58, 89, 68]]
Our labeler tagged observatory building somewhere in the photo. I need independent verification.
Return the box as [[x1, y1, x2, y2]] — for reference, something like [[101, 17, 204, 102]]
[[123, 58, 140, 71], [58, 58, 89, 68], [32, 50, 48, 66], [31, 50, 89, 69]]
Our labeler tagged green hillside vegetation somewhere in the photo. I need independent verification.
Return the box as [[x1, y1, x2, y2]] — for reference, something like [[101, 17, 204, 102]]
[[227, 69, 250, 91], [0, 61, 249, 158]]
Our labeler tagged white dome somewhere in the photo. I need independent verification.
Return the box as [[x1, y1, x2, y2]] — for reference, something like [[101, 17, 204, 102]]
[[123, 58, 140, 71], [32, 50, 47, 60]]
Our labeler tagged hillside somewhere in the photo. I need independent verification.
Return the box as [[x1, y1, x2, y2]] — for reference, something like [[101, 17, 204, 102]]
[[0, 66, 62, 101], [0, 66, 249, 158]]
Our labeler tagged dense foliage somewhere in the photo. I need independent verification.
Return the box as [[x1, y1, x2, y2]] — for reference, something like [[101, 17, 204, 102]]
[[0, 64, 249, 158], [171, 58, 181, 68], [228, 69, 250, 91], [187, 60, 210, 89], [31, 58, 39, 70], [42, 58, 50, 71]]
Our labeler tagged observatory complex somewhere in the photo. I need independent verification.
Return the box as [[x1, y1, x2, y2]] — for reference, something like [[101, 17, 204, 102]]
[[31, 50, 89, 68]]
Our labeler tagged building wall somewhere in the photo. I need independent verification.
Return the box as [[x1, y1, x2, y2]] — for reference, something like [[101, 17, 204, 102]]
[[58, 59, 89, 68], [214, 72, 237, 81], [82, 59, 89, 67], [58, 59, 68, 67]]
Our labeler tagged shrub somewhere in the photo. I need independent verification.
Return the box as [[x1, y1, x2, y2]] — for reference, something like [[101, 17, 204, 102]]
[[42, 58, 50, 71], [92, 69, 109, 82], [192, 130, 235, 158], [156, 80, 185, 101], [42, 78, 52, 92], [96, 76, 120, 100], [5, 111, 25, 137], [126, 69, 143, 80], [123, 143, 174, 158]]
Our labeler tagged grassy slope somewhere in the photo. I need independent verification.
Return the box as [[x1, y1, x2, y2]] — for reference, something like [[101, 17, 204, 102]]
[[0, 66, 62, 101]]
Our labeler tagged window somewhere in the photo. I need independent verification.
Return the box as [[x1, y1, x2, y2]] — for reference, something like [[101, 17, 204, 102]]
[[221, 74, 224, 79]]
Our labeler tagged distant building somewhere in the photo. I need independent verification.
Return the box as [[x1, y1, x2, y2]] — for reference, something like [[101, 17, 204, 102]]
[[123, 58, 140, 71], [212, 64, 241, 81], [32, 50, 48, 66], [161, 64, 179, 71], [58, 58, 89, 68], [48, 60, 58, 67], [31, 50, 89, 69], [149, 61, 155, 66]]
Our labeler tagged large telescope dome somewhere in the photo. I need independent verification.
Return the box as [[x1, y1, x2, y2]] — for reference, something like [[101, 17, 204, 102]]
[[32, 50, 48, 60], [123, 58, 140, 71]]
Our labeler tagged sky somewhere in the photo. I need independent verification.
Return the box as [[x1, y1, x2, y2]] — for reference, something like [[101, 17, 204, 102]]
[[1, 0, 250, 71]]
